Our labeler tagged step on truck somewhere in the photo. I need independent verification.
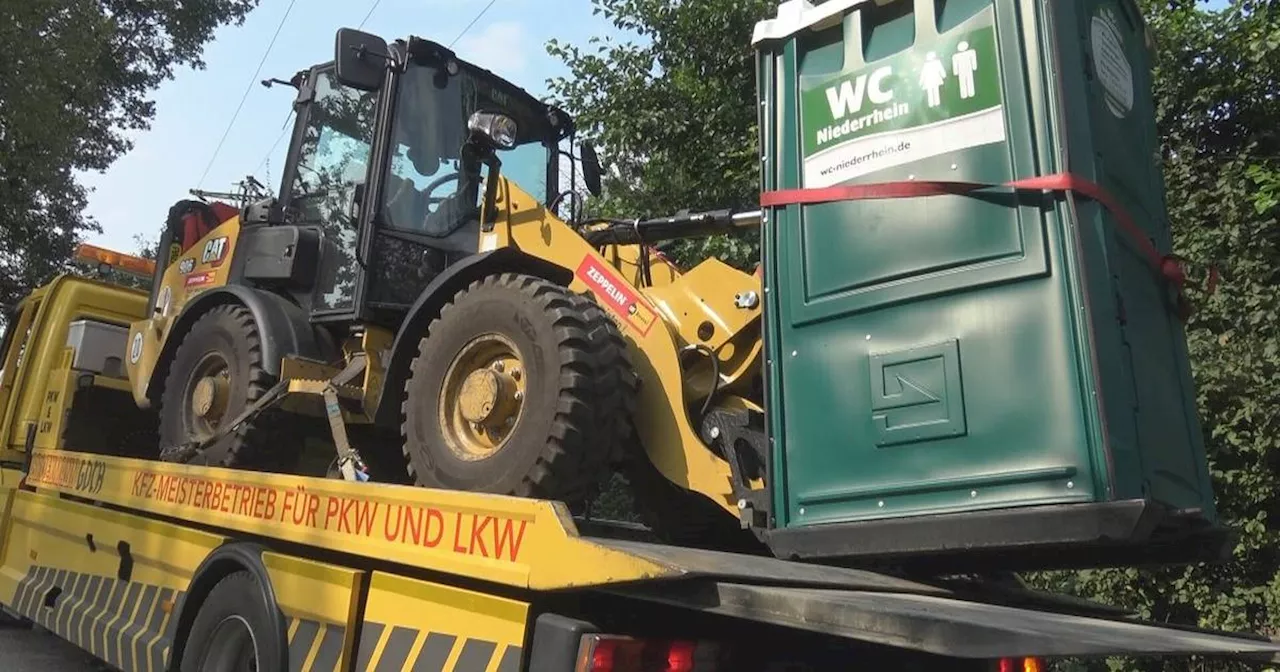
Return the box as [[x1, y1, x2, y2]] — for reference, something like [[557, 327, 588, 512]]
[[0, 270, 1278, 671]]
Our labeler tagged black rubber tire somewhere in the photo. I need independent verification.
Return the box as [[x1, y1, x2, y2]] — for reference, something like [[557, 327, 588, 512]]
[[562, 291, 638, 509], [400, 274, 626, 504], [571, 292, 638, 460], [158, 304, 304, 471], [180, 571, 284, 672]]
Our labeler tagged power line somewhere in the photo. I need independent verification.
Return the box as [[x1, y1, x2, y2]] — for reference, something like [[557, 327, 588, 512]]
[[196, 0, 300, 188], [358, 0, 383, 28], [252, 110, 296, 184], [448, 0, 500, 48], [234, 0, 497, 188]]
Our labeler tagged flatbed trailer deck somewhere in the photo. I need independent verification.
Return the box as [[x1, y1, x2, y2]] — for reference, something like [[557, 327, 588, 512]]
[[2, 448, 1278, 672]]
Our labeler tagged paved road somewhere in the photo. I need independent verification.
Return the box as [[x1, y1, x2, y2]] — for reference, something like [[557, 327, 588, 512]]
[[0, 624, 104, 672]]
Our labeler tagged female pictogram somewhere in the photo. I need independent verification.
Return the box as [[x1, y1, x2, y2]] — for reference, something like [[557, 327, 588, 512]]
[[919, 52, 947, 107]]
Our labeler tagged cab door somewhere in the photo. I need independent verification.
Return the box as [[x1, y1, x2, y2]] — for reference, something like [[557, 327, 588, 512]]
[[279, 63, 381, 322]]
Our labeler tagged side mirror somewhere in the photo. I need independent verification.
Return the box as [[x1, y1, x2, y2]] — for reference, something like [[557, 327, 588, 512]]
[[334, 28, 389, 92], [580, 141, 603, 197]]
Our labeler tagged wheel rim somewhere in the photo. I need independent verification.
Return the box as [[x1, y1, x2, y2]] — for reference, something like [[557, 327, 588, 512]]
[[197, 614, 259, 672], [438, 334, 527, 461], [186, 351, 233, 440]]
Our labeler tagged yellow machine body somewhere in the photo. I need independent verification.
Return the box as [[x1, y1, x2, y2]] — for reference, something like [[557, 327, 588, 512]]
[[125, 218, 243, 411]]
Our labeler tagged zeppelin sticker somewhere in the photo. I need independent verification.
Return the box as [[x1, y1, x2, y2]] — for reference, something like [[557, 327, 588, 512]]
[[576, 256, 656, 336], [185, 272, 215, 288]]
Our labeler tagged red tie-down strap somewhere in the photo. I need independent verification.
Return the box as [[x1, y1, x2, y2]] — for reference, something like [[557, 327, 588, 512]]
[[760, 174, 1218, 321]]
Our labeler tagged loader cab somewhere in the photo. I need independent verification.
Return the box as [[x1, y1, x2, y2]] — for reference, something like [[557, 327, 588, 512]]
[[275, 29, 572, 327]]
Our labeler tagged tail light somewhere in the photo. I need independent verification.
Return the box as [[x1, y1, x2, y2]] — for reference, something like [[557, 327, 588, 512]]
[[576, 635, 718, 672], [998, 657, 1045, 672]]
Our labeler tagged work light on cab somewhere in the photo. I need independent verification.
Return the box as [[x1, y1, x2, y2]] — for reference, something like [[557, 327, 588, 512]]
[[468, 111, 518, 150]]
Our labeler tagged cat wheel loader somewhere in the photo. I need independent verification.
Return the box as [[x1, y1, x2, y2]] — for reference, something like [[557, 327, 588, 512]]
[[128, 29, 753, 540], [125, 2, 1230, 572]]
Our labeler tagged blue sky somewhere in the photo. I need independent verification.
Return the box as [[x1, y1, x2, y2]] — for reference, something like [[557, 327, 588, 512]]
[[80, 0, 1233, 252], [80, 0, 615, 251]]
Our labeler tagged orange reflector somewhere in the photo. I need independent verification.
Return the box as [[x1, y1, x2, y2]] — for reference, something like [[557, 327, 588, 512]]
[[999, 657, 1045, 672], [577, 635, 711, 672], [75, 243, 156, 278], [665, 640, 696, 672]]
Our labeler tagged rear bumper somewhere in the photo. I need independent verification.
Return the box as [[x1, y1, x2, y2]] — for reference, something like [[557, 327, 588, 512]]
[[765, 499, 1233, 572]]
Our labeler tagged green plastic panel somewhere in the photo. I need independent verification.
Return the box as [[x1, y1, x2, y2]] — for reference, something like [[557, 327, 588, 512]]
[[756, 0, 1217, 530]]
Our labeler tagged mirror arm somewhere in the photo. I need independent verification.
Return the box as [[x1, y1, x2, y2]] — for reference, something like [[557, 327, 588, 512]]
[[350, 44, 392, 64]]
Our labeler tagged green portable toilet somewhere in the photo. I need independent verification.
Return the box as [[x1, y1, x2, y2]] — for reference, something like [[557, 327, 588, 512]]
[[753, 0, 1228, 569]]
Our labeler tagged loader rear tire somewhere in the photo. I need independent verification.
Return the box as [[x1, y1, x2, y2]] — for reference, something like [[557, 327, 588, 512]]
[[158, 304, 304, 471], [400, 274, 625, 504]]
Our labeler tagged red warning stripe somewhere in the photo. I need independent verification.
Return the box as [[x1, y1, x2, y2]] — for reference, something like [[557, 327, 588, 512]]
[[761, 174, 1213, 320]]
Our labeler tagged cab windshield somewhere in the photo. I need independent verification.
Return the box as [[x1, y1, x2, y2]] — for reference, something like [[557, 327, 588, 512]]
[[380, 62, 554, 238]]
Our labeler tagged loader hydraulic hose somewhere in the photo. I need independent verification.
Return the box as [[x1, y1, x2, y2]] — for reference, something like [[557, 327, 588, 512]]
[[581, 209, 762, 246], [680, 343, 720, 422]]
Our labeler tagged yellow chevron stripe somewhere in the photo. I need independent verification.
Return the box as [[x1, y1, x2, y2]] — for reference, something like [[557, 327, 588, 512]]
[[143, 594, 176, 672], [301, 622, 329, 672], [123, 587, 159, 671]]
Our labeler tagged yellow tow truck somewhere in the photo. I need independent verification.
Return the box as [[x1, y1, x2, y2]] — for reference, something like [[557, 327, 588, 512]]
[[1, 1, 1278, 667], [0, 251, 1276, 671]]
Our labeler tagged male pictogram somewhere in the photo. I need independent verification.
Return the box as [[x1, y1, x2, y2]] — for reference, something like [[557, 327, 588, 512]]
[[952, 41, 979, 99]]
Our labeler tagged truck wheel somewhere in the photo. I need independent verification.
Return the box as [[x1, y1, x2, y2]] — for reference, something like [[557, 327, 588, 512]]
[[180, 571, 284, 672], [158, 304, 302, 471], [400, 274, 625, 503]]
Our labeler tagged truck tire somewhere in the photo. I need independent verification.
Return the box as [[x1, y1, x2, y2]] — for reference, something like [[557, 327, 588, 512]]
[[158, 304, 303, 471], [180, 571, 285, 672], [400, 273, 626, 504]]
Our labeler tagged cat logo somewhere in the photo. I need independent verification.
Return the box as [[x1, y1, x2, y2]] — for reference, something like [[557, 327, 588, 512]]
[[201, 237, 229, 266]]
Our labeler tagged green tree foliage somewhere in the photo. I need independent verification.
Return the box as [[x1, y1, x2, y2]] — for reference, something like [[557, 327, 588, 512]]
[[0, 0, 259, 309], [547, 0, 774, 269], [1024, 4, 1280, 665], [554, 0, 1280, 651]]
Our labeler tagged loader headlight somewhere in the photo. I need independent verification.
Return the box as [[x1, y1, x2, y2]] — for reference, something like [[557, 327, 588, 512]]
[[467, 111, 518, 150]]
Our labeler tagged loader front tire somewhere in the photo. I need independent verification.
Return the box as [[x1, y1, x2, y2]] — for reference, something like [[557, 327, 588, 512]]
[[400, 273, 622, 504], [158, 304, 303, 471]]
